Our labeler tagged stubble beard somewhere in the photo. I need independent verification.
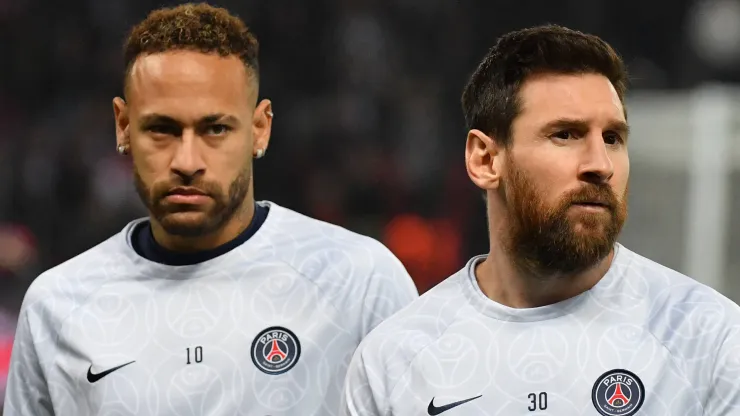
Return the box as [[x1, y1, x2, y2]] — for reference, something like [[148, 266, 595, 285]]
[[133, 166, 251, 238]]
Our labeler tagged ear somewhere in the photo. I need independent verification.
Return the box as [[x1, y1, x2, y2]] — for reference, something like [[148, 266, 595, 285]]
[[465, 129, 503, 191], [112, 97, 130, 151], [252, 99, 273, 158]]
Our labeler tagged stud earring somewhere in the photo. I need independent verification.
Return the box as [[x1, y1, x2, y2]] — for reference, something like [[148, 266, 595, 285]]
[[255, 148, 265, 159], [117, 144, 129, 155]]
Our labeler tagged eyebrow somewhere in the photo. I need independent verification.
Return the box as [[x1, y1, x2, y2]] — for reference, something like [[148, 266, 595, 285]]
[[139, 113, 241, 127], [540, 117, 630, 136]]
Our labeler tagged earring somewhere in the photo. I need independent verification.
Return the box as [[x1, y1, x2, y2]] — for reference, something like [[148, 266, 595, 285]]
[[117, 144, 129, 155], [255, 148, 265, 159], [266, 110, 274, 117]]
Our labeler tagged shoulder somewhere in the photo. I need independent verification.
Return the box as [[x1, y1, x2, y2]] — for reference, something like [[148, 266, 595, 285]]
[[616, 245, 740, 322], [264, 201, 397, 256], [351, 267, 470, 372], [261, 201, 412, 287], [615, 245, 740, 358], [20, 222, 137, 326]]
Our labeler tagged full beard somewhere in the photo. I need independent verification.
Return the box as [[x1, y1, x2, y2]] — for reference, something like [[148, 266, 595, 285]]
[[501, 158, 628, 279], [134, 167, 251, 238]]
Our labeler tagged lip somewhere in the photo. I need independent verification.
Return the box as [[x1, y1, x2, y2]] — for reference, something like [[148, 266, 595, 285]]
[[165, 194, 210, 204], [571, 202, 610, 211], [164, 188, 210, 204]]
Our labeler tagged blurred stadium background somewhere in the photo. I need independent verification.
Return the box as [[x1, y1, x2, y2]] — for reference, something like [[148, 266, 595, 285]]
[[1, 0, 740, 409]]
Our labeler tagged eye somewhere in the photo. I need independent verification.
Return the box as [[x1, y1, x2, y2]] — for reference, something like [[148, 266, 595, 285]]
[[147, 124, 180, 136], [204, 124, 231, 136], [551, 130, 573, 141], [603, 132, 623, 145]]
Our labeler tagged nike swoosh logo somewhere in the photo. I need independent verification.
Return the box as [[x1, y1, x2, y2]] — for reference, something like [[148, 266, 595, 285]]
[[86, 360, 135, 383], [428, 395, 482, 415]]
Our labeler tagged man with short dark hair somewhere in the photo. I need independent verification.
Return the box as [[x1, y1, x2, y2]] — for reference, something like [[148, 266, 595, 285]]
[[4, 4, 417, 415], [340, 25, 740, 416]]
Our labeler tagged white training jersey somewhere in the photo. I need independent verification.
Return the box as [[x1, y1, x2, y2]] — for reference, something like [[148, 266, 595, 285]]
[[4, 201, 419, 416], [341, 244, 740, 416]]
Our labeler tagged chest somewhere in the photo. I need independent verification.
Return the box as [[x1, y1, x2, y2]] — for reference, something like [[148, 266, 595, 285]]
[[389, 323, 704, 416], [49, 274, 357, 415]]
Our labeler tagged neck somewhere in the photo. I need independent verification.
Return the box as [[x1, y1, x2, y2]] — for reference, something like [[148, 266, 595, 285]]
[[150, 197, 255, 253], [475, 236, 614, 309]]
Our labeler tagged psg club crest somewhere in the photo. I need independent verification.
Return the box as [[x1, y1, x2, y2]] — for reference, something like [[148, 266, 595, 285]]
[[591, 369, 645, 416], [251, 326, 301, 375]]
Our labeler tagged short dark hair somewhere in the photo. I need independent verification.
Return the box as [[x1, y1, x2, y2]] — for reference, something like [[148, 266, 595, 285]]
[[123, 3, 259, 90], [461, 24, 628, 147]]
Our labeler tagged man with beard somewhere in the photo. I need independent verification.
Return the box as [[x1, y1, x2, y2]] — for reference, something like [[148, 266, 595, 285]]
[[340, 25, 740, 416], [4, 4, 418, 416]]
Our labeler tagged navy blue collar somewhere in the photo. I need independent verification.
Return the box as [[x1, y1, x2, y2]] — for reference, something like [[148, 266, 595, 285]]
[[132, 203, 269, 266]]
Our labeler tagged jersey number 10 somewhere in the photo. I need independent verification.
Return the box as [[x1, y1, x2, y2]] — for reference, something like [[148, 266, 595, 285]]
[[186, 346, 204, 364]]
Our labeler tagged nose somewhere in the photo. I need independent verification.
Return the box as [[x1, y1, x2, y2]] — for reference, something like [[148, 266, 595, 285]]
[[170, 129, 206, 180], [577, 134, 614, 184]]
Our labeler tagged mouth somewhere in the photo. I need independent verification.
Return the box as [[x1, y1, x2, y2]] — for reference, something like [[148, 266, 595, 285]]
[[164, 187, 210, 204], [166, 187, 207, 197], [571, 201, 612, 211]]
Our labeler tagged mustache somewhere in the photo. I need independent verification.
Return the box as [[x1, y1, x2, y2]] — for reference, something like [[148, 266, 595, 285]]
[[564, 184, 619, 209]]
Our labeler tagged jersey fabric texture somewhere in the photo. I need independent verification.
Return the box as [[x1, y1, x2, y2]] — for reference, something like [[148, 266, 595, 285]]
[[341, 244, 740, 416], [4, 201, 418, 415]]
